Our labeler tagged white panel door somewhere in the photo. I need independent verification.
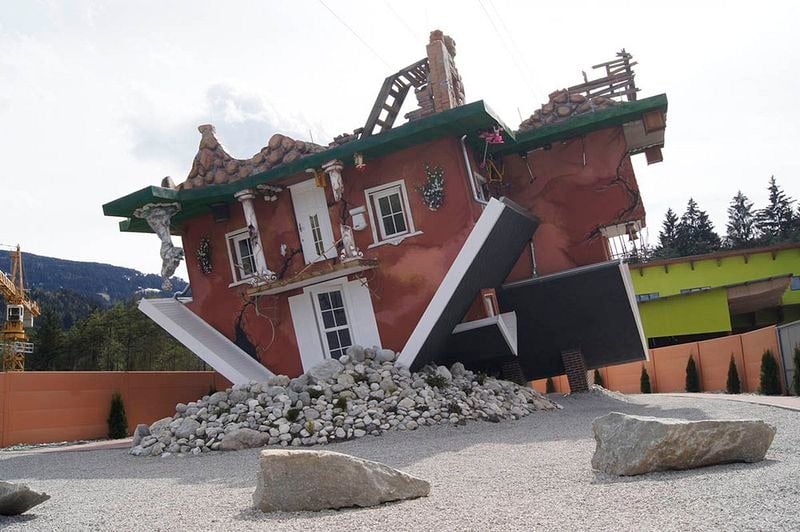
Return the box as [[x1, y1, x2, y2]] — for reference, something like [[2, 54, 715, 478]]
[[290, 180, 336, 264]]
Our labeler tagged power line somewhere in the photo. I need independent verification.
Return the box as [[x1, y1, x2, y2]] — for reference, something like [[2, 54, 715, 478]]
[[486, 0, 540, 93], [317, 0, 392, 69], [476, 0, 538, 98], [382, 0, 423, 43]]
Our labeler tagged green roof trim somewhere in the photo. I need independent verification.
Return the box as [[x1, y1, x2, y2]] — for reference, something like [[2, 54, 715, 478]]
[[493, 93, 668, 155], [104, 94, 667, 234], [103, 100, 510, 233]]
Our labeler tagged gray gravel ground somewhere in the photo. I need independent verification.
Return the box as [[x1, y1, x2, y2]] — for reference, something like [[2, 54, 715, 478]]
[[1, 393, 798, 531]]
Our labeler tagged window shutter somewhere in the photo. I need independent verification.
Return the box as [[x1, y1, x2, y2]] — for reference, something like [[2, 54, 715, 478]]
[[288, 292, 325, 372], [346, 280, 382, 349]]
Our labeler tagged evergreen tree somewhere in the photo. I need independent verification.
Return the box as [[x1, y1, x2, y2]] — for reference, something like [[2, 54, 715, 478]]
[[545, 377, 555, 393], [27, 307, 64, 370], [725, 191, 757, 249], [759, 350, 782, 395], [726, 355, 741, 394], [675, 198, 722, 256], [593, 369, 604, 388], [640, 366, 652, 393], [685, 354, 701, 392], [654, 208, 680, 258], [793, 347, 800, 396], [107, 392, 128, 439], [756, 176, 796, 244]]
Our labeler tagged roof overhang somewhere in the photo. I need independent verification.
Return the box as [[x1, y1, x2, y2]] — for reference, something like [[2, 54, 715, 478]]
[[103, 100, 511, 234], [727, 275, 793, 315], [493, 93, 668, 156]]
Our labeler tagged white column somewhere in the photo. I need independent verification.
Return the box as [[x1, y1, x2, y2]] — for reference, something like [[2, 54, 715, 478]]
[[234, 189, 276, 280], [322, 160, 345, 201]]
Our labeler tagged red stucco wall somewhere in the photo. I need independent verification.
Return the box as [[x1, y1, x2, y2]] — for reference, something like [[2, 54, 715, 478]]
[[180, 137, 482, 377], [502, 127, 644, 277]]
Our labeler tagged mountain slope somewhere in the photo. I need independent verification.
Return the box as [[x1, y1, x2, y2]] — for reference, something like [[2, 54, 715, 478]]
[[0, 250, 187, 304]]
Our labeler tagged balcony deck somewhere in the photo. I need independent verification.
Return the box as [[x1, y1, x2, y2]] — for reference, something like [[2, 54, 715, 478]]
[[246, 258, 379, 297]]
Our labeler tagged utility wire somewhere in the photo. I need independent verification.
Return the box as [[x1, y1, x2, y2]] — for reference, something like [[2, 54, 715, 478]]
[[317, 0, 392, 68], [486, 0, 541, 96], [383, 0, 423, 43], [476, 0, 538, 99]]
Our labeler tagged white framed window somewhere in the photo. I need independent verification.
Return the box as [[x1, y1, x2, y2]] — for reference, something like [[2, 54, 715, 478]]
[[311, 286, 353, 360], [364, 180, 419, 246], [226, 228, 258, 283]]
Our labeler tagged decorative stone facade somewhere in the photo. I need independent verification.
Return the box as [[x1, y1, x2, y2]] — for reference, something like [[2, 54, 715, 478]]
[[517, 90, 618, 132], [179, 125, 326, 190]]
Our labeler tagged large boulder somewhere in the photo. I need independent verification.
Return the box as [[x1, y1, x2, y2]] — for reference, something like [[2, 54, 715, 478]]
[[131, 423, 151, 447], [221, 428, 271, 451], [307, 359, 343, 384], [591, 412, 776, 476], [0, 481, 50, 516], [253, 449, 430, 512], [174, 418, 201, 440]]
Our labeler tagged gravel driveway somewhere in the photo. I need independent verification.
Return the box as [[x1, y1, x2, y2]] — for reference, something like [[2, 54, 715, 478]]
[[1, 393, 798, 531]]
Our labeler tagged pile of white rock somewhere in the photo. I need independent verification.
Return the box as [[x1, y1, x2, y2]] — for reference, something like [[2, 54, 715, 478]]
[[130, 346, 558, 457]]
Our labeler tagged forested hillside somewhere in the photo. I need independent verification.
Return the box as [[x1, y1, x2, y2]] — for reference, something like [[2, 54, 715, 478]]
[[0, 249, 186, 303], [0, 250, 199, 371]]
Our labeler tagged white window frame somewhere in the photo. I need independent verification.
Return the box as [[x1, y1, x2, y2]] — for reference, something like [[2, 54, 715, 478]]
[[364, 179, 422, 248], [307, 283, 355, 360], [225, 228, 259, 286]]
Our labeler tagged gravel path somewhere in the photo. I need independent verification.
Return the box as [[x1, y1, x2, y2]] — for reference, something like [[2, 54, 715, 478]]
[[1, 393, 798, 531]]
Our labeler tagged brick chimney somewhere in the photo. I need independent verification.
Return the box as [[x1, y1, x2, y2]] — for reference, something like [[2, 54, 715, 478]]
[[426, 30, 465, 112]]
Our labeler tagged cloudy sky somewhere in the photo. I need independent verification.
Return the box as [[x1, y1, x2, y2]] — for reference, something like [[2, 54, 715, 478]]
[[2, 1, 799, 278]]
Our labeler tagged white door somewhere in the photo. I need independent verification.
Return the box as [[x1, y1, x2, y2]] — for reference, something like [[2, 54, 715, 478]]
[[289, 279, 382, 371], [289, 180, 336, 264]]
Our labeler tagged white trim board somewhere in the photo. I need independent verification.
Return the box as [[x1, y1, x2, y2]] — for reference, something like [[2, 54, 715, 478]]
[[452, 311, 518, 356], [396, 198, 506, 368], [139, 298, 273, 384], [619, 261, 650, 361]]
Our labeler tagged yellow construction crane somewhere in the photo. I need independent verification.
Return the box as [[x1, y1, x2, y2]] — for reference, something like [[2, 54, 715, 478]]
[[1, 245, 40, 371]]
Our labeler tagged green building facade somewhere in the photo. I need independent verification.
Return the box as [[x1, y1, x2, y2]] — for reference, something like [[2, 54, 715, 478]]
[[630, 243, 800, 345]]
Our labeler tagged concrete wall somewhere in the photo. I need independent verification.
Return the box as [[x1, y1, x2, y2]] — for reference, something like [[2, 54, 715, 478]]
[[0, 372, 231, 447], [532, 326, 783, 394]]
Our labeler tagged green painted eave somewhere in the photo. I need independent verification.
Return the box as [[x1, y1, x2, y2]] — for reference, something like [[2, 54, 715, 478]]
[[104, 100, 509, 233], [494, 93, 668, 155]]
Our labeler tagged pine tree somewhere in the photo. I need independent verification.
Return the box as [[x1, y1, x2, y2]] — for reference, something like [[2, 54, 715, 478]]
[[27, 307, 64, 371], [640, 366, 652, 393], [726, 355, 741, 394], [654, 208, 680, 258], [675, 198, 722, 256], [593, 369, 604, 388], [759, 350, 781, 395], [792, 347, 800, 396], [107, 392, 128, 439], [756, 176, 796, 244], [725, 191, 757, 249], [545, 377, 555, 393], [685, 354, 701, 392]]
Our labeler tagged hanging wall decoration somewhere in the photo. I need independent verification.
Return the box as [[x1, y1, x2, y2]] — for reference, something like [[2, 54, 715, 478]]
[[353, 152, 366, 171], [417, 164, 445, 211], [196, 237, 213, 274]]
